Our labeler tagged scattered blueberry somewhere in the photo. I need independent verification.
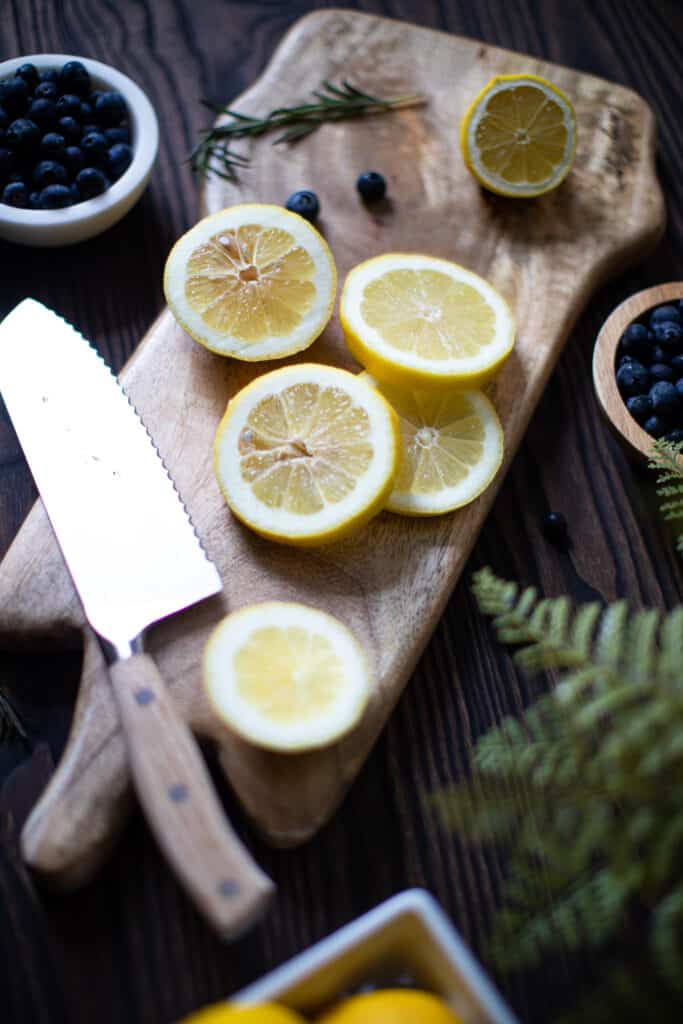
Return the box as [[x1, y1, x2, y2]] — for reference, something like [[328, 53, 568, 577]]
[[650, 305, 681, 327], [644, 415, 667, 438], [4, 118, 40, 155], [357, 170, 387, 202], [649, 380, 679, 419], [285, 189, 319, 222], [16, 63, 39, 88], [104, 125, 130, 145], [55, 93, 82, 119], [94, 91, 127, 126], [39, 132, 66, 161], [666, 428, 683, 444], [75, 166, 108, 198], [57, 115, 81, 143], [34, 80, 58, 102], [626, 394, 652, 424], [62, 145, 84, 175], [616, 360, 650, 397], [652, 321, 683, 350], [38, 183, 73, 208], [1, 180, 29, 207], [0, 77, 29, 116], [649, 363, 674, 383], [542, 511, 569, 547], [58, 61, 91, 97], [107, 141, 132, 180], [33, 159, 68, 188], [28, 97, 57, 128]]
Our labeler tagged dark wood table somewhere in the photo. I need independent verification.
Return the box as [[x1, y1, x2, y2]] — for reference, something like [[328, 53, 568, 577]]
[[1, 2, 682, 1022]]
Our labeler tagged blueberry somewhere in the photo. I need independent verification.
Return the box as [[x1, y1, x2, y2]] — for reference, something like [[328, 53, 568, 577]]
[[57, 116, 81, 143], [0, 146, 14, 177], [5, 118, 40, 155], [34, 81, 58, 102], [665, 428, 683, 445], [285, 189, 319, 222], [0, 77, 29, 116], [28, 190, 41, 208], [69, 183, 81, 203], [81, 131, 108, 166], [28, 97, 57, 129], [106, 142, 132, 180], [649, 380, 680, 419], [79, 101, 92, 122], [104, 125, 130, 145], [1, 180, 29, 207], [94, 91, 127, 126], [650, 304, 681, 327], [652, 321, 683, 349], [56, 93, 82, 119], [542, 511, 569, 548], [89, 90, 104, 107], [33, 159, 68, 188], [618, 321, 651, 361], [39, 131, 66, 160], [75, 166, 108, 198], [649, 363, 674, 383], [39, 69, 58, 85], [38, 183, 73, 208], [81, 124, 100, 138], [644, 415, 666, 438], [62, 145, 84, 176], [616, 360, 650, 397], [357, 170, 387, 202], [626, 394, 652, 424], [16, 63, 39, 88], [676, 379, 683, 401], [651, 345, 669, 365], [671, 355, 683, 378], [58, 61, 91, 97]]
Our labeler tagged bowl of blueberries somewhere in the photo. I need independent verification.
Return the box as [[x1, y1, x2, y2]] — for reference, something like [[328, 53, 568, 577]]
[[0, 54, 158, 246], [593, 283, 683, 460]]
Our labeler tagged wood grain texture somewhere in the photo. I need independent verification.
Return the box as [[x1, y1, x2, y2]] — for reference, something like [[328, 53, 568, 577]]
[[0, 9, 664, 887], [593, 281, 683, 461], [1, 3, 683, 1024]]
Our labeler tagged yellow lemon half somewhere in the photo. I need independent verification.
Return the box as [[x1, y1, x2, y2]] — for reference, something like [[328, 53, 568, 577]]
[[360, 373, 504, 515], [213, 363, 399, 546], [340, 254, 515, 391], [316, 989, 463, 1023], [163, 203, 337, 360], [460, 73, 577, 197], [204, 602, 371, 753], [179, 1002, 306, 1024]]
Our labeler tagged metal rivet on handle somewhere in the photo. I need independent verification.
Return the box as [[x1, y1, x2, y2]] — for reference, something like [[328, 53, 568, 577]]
[[135, 688, 155, 706], [218, 879, 239, 899], [168, 783, 189, 803]]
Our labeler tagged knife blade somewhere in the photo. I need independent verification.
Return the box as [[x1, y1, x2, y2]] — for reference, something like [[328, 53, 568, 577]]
[[0, 299, 274, 937]]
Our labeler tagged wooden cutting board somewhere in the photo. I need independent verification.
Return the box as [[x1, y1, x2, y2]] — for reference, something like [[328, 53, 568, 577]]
[[1, 9, 664, 887]]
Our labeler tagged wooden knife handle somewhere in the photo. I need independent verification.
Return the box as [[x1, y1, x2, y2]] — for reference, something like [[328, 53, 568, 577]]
[[109, 652, 274, 938]]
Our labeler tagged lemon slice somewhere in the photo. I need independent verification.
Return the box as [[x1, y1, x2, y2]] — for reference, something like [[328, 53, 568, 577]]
[[316, 989, 463, 1023], [214, 363, 399, 546], [340, 254, 515, 391], [460, 73, 577, 197], [204, 602, 371, 753], [163, 203, 337, 360], [360, 373, 504, 515]]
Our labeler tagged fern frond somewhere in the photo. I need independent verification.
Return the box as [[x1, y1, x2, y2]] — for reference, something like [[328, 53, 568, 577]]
[[651, 885, 683, 997], [649, 439, 683, 552]]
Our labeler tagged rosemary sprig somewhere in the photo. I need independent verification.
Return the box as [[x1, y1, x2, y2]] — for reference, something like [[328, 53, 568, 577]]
[[190, 79, 426, 182]]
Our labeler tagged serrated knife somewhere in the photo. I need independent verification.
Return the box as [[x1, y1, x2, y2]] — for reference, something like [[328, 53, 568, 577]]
[[0, 299, 274, 937]]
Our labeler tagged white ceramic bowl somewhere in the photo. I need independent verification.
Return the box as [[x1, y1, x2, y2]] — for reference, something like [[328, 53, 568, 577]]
[[234, 889, 518, 1023], [0, 54, 158, 246]]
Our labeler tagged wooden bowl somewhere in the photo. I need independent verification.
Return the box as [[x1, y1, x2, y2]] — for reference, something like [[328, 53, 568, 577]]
[[593, 282, 683, 460]]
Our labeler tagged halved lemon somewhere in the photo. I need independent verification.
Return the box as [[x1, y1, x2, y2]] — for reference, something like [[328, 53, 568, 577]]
[[360, 373, 504, 515], [340, 254, 515, 391], [316, 989, 463, 1023], [181, 1003, 306, 1023], [204, 602, 371, 753], [214, 363, 399, 546], [163, 203, 337, 360], [460, 73, 577, 198]]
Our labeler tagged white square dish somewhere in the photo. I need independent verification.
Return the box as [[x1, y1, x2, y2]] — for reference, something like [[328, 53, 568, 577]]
[[234, 888, 518, 1023]]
